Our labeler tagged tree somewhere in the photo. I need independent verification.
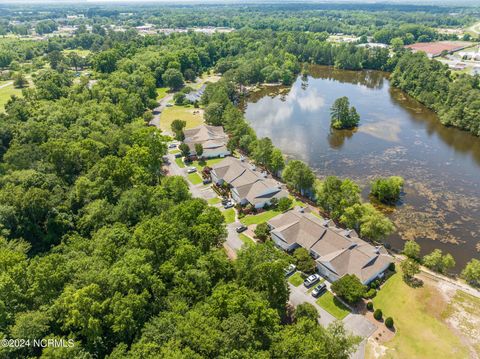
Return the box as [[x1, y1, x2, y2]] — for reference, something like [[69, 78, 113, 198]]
[[93, 50, 119, 73], [270, 148, 285, 176], [254, 222, 270, 242], [317, 176, 361, 220], [194, 143, 204, 158], [235, 242, 289, 312], [162, 68, 184, 90], [373, 309, 382, 320], [403, 240, 420, 260], [204, 102, 224, 126], [400, 258, 420, 282], [340, 203, 394, 242], [331, 274, 366, 304], [295, 303, 318, 322], [174, 92, 186, 105], [179, 143, 190, 158], [461, 259, 480, 287], [13, 72, 28, 88], [171, 119, 186, 141], [293, 248, 316, 274], [422, 249, 455, 274], [282, 160, 316, 196], [330, 97, 360, 129], [278, 197, 293, 212], [371, 176, 404, 204], [252, 137, 274, 168]]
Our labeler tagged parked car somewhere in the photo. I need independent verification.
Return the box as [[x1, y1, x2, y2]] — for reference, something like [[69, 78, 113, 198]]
[[174, 153, 182, 158], [187, 167, 197, 173], [303, 274, 321, 288], [284, 264, 296, 277], [224, 201, 234, 209], [168, 143, 177, 149], [166, 103, 173, 107], [202, 178, 212, 185], [311, 283, 327, 298], [221, 197, 230, 205], [236, 225, 247, 233]]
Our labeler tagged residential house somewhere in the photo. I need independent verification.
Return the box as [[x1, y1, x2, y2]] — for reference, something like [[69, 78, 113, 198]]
[[185, 85, 206, 103], [183, 125, 230, 158], [211, 157, 288, 208], [268, 208, 393, 284]]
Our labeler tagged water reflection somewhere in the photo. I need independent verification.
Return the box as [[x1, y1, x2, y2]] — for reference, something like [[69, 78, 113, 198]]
[[244, 65, 480, 271]]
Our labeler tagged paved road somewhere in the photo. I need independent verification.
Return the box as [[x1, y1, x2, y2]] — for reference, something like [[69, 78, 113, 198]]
[[149, 93, 174, 130], [288, 282, 336, 327], [0, 81, 13, 90]]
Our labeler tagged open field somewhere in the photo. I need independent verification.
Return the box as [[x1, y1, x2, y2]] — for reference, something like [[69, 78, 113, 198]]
[[63, 49, 91, 57], [366, 271, 470, 359], [240, 209, 281, 226], [159, 104, 204, 132], [316, 291, 350, 320], [175, 157, 185, 168], [0, 81, 23, 112], [207, 197, 221, 205]]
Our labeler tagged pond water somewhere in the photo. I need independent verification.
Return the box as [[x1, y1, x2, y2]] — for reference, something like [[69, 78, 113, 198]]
[[244, 65, 480, 271]]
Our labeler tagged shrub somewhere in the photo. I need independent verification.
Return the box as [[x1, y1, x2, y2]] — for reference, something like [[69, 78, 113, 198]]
[[278, 197, 293, 212], [373, 309, 383, 321], [254, 222, 270, 242], [385, 317, 394, 328], [366, 302, 374, 311], [364, 288, 377, 299], [388, 262, 395, 271]]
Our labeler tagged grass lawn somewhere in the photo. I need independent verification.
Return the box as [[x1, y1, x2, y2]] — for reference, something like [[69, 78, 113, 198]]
[[288, 272, 304, 287], [192, 157, 225, 171], [223, 208, 236, 224], [368, 271, 469, 359], [63, 49, 91, 57], [207, 197, 221, 205], [169, 149, 180, 154], [187, 173, 203, 185], [316, 291, 350, 320], [240, 209, 281, 226], [156, 87, 169, 100], [0, 82, 23, 112], [160, 104, 204, 132], [239, 233, 255, 248], [175, 157, 185, 168]]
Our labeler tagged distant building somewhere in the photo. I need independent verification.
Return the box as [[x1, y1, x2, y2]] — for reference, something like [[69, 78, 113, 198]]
[[211, 157, 288, 209], [183, 125, 230, 159], [268, 209, 393, 284], [357, 42, 389, 49], [450, 62, 467, 71], [405, 41, 472, 58]]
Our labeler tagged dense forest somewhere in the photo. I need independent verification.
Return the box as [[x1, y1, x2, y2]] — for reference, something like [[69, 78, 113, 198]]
[[1, 3, 480, 357]]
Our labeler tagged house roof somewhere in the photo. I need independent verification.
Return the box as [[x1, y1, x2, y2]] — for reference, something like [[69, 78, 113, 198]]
[[211, 157, 287, 205], [183, 125, 228, 153], [268, 209, 393, 283]]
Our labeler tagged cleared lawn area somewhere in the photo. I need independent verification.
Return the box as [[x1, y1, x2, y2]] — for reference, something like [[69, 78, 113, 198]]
[[175, 157, 185, 168], [156, 87, 169, 100], [288, 272, 304, 287], [208, 197, 221, 205], [187, 173, 203, 185], [369, 271, 469, 359], [240, 209, 281, 226], [169, 149, 180, 154], [316, 291, 350, 320], [223, 208, 236, 224], [192, 157, 225, 171], [0, 82, 23, 112], [239, 233, 255, 248], [160, 104, 204, 132]]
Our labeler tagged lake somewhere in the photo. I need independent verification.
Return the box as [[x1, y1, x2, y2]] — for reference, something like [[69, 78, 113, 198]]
[[244, 65, 480, 271]]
